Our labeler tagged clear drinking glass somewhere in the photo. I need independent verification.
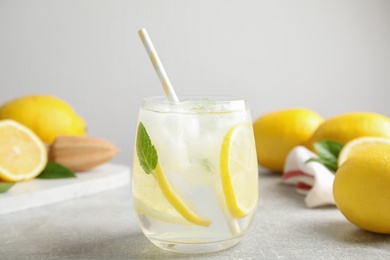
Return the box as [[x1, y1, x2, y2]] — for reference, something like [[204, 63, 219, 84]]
[[132, 96, 259, 253]]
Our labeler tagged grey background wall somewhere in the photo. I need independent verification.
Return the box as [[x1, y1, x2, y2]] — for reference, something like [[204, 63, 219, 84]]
[[1, 0, 389, 165]]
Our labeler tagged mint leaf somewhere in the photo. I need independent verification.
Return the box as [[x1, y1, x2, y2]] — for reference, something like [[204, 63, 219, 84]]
[[0, 182, 14, 193], [37, 161, 76, 179], [314, 141, 343, 161], [136, 122, 158, 174], [305, 140, 343, 173]]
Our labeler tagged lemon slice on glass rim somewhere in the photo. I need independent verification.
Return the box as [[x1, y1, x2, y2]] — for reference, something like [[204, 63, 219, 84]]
[[220, 123, 259, 218]]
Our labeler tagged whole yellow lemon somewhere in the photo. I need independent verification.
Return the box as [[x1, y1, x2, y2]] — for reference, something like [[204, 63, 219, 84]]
[[306, 112, 390, 151], [0, 95, 86, 143], [253, 108, 323, 172], [333, 143, 390, 234]]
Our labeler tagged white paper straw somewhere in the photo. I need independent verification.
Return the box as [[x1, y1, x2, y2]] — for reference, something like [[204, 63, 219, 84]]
[[138, 28, 179, 102]]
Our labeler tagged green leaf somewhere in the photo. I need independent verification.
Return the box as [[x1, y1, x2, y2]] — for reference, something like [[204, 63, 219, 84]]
[[305, 140, 343, 173], [313, 140, 343, 161], [306, 157, 338, 173], [0, 182, 15, 193], [37, 161, 76, 179], [136, 122, 158, 174]]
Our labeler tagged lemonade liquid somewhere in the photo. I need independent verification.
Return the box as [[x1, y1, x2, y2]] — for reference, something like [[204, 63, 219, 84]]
[[132, 96, 258, 253]]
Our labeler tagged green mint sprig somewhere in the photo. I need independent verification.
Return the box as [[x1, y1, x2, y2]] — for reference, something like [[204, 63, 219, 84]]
[[305, 140, 343, 173], [136, 122, 158, 174]]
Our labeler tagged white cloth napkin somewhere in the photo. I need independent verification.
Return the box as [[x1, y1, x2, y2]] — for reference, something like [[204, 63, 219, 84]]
[[282, 146, 336, 208]]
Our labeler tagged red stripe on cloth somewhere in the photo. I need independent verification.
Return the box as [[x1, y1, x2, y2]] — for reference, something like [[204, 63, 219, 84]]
[[283, 170, 311, 180], [296, 182, 312, 190]]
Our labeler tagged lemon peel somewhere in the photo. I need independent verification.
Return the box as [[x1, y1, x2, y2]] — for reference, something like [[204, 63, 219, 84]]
[[253, 108, 323, 171], [307, 112, 390, 152], [338, 137, 390, 166], [334, 143, 390, 234], [0, 95, 86, 143]]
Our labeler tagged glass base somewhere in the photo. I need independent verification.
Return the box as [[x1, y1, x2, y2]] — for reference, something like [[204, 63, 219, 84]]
[[148, 236, 242, 254]]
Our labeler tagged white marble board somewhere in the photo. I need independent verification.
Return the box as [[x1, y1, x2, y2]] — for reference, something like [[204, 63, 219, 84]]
[[0, 163, 131, 215]]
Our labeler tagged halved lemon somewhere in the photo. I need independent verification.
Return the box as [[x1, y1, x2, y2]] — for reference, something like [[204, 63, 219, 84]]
[[0, 119, 47, 182], [220, 123, 259, 218], [338, 137, 390, 167]]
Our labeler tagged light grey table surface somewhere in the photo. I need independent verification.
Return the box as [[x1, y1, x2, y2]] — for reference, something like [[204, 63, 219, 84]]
[[1, 168, 390, 260]]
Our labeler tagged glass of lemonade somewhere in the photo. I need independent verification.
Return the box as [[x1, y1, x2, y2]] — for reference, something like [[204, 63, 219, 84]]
[[132, 96, 259, 253]]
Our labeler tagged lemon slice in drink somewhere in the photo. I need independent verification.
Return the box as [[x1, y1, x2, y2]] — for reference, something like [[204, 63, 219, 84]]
[[338, 137, 390, 167], [154, 163, 211, 226], [133, 122, 211, 227], [220, 123, 258, 218], [0, 119, 47, 182], [133, 159, 191, 225], [133, 159, 211, 227]]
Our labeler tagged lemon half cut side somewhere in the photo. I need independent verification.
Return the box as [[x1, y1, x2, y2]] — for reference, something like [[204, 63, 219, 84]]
[[0, 119, 47, 182], [220, 123, 259, 219]]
